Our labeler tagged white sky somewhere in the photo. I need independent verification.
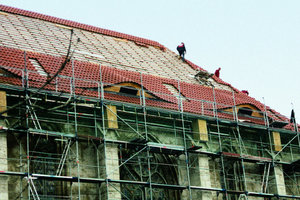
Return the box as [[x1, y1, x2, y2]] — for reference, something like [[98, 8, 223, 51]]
[[1, 0, 300, 119]]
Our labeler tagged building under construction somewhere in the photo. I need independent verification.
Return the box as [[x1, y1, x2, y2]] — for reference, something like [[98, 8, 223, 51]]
[[0, 4, 299, 200]]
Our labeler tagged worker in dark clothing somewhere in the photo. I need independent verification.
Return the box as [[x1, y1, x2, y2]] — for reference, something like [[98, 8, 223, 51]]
[[177, 42, 186, 61], [214, 67, 221, 78]]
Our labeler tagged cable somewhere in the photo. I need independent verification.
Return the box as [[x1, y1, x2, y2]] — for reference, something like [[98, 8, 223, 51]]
[[0, 29, 76, 116]]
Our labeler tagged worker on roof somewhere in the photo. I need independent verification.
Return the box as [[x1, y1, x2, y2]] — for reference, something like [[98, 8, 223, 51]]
[[214, 67, 221, 78], [176, 42, 186, 61], [241, 90, 249, 95]]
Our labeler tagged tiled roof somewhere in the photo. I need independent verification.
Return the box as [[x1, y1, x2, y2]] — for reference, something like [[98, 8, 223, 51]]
[[0, 4, 224, 87], [0, 46, 291, 127], [0, 5, 164, 50], [0, 5, 293, 129]]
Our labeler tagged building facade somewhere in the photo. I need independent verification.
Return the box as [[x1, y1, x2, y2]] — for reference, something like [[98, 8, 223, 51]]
[[0, 4, 299, 200]]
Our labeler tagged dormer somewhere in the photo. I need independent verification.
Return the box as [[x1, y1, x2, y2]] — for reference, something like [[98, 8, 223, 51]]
[[221, 104, 264, 119], [237, 104, 263, 118], [104, 82, 154, 98]]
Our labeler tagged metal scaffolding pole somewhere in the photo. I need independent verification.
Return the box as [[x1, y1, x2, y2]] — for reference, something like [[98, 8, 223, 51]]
[[262, 98, 274, 158], [262, 97, 277, 195], [140, 72, 153, 200], [212, 86, 229, 200], [3, 49, 300, 199], [93, 104, 102, 199], [232, 90, 248, 192], [103, 104, 145, 139], [273, 109, 299, 159], [24, 50, 32, 200], [56, 139, 71, 176], [72, 59, 81, 199], [19, 133, 24, 199], [99, 64, 110, 199], [178, 79, 193, 199]]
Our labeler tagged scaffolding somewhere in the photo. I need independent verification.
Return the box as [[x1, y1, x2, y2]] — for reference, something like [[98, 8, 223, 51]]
[[0, 51, 300, 200]]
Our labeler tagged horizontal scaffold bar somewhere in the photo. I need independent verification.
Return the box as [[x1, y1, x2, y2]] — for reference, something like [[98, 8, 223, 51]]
[[0, 171, 300, 198], [1, 84, 297, 135]]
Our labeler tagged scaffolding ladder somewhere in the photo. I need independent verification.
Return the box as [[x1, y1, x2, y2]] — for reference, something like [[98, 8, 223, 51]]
[[26, 95, 42, 130], [26, 176, 40, 200], [56, 139, 72, 176], [261, 162, 271, 193]]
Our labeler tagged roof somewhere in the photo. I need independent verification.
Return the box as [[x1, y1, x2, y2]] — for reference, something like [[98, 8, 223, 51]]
[[0, 5, 294, 129]]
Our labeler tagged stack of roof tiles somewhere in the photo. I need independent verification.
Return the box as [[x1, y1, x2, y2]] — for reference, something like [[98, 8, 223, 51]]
[[0, 4, 294, 129]]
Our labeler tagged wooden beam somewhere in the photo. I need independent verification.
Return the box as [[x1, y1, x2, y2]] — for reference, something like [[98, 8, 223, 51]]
[[0, 91, 7, 117], [192, 119, 208, 141], [273, 131, 282, 152], [105, 105, 118, 129]]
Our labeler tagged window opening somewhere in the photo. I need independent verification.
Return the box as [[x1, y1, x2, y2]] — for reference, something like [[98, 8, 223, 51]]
[[238, 107, 253, 116], [119, 86, 138, 96]]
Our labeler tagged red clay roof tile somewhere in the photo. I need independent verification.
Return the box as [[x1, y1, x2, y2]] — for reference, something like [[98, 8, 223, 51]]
[[0, 6, 294, 130], [0, 46, 290, 128]]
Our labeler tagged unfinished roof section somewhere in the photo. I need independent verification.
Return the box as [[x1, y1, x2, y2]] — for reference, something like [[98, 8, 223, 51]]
[[0, 4, 231, 90], [0, 46, 290, 127], [0, 5, 292, 128]]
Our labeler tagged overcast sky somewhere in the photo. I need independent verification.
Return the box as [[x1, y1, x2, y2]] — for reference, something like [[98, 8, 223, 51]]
[[1, 0, 300, 119]]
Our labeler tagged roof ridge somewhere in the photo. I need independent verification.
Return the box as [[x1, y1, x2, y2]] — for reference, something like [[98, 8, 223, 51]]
[[0, 4, 165, 50]]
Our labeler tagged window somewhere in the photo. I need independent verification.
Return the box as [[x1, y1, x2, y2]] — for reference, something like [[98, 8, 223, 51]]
[[119, 86, 138, 96], [104, 82, 155, 98], [238, 107, 253, 116]]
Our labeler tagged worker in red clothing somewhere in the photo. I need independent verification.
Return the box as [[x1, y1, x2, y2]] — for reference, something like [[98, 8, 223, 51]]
[[176, 42, 186, 61], [241, 90, 249, 95], [214, 67, 221, 78]]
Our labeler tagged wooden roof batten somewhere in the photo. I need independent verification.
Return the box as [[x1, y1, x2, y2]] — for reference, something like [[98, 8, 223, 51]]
[[0, 4, 165, 50]]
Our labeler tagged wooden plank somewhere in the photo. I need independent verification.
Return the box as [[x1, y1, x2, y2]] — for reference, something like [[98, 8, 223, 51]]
[[273, 131, 282, 151], [192, 119, 208, 141], [106, 105, 118, 129], [0, 91, 7, 117]]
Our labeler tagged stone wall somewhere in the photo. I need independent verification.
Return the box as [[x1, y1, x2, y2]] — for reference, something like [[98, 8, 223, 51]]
[[2, 99, 295, 199], [0, 91, 8, 200]]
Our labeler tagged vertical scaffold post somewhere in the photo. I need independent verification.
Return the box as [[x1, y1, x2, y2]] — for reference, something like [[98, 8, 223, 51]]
[[93, 102, 101, 199], [72, 59, 81, 199], [24, 50, 31, 200], [140, 72, 153, 200], [262, 98, 274, 160], [140, 72, 148, 141], [262, 97, 277, 194], [99, 64, 105, 101], [93, 102, 101, 198], [99, 63, 110, 199], [212, 86, 228, 200], [19, 135, 23, 199], [232, 90, 248, 192], [177, 80, 192, 199]]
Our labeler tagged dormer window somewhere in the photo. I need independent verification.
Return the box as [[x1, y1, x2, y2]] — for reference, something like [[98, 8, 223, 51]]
[[119, 86, 138, 96], [236, 105, 264, 118], [238, 107, 253, 116], [104, 82, 154, 98], [222, 104, 263, 119]]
